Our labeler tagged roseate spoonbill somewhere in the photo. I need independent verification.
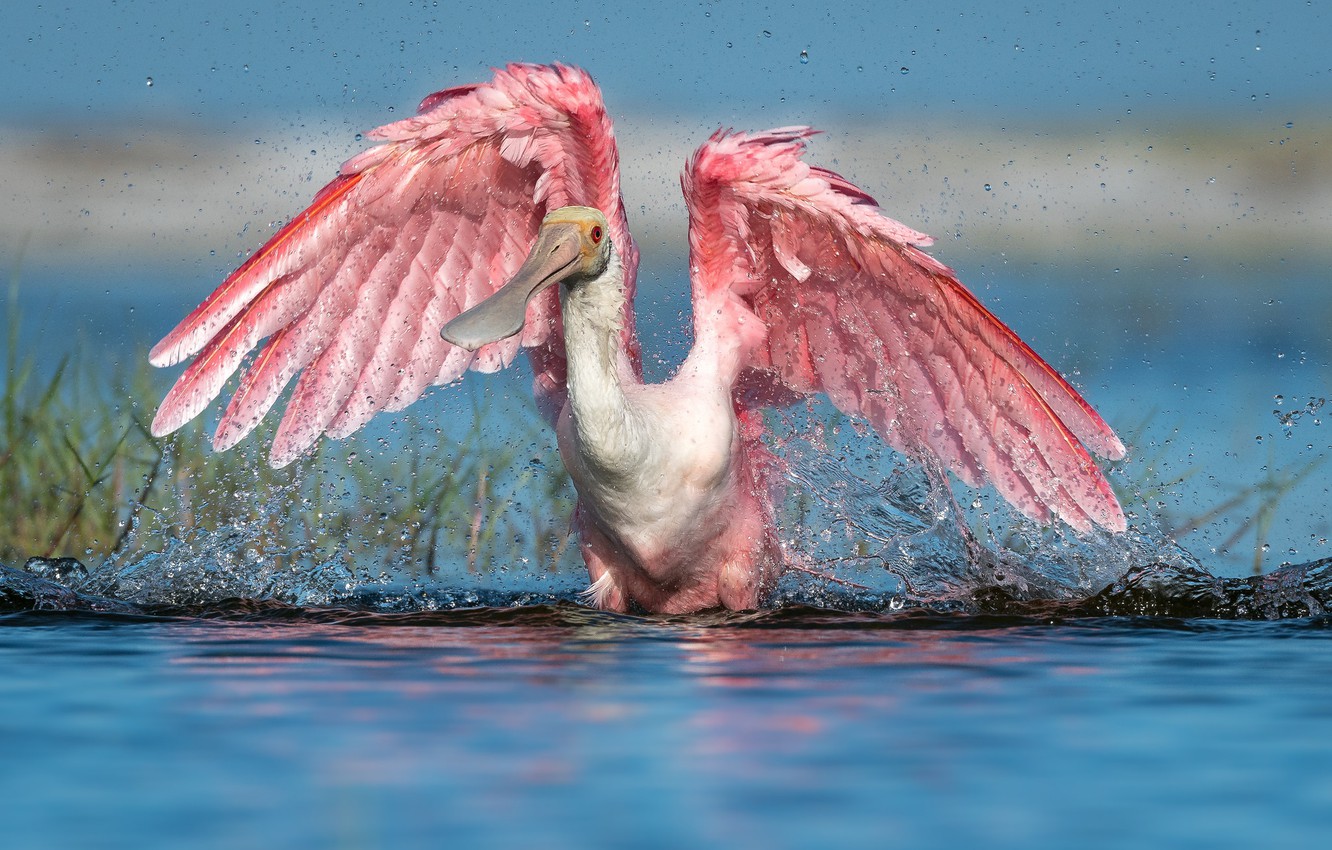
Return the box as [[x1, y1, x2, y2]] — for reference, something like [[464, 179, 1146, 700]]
[[150, 63, 1126, 614]]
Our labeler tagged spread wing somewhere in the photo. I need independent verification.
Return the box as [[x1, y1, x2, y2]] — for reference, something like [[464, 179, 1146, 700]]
[[150, 63, 639, 466], [683, 128, 1126, 533]]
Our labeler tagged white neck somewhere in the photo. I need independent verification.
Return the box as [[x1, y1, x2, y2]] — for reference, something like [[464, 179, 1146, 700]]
[[560, 243, 645, 477]]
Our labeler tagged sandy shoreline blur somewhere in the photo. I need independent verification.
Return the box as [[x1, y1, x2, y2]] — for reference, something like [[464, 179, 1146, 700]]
[[3, 114, 1327, 277]]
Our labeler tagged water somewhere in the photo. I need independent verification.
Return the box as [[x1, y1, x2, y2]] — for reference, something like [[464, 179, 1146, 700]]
[[2, 594, 1330, 849], [5, 556, 1332, 848]]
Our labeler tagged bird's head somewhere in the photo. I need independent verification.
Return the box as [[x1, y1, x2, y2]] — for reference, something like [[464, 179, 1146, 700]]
[[441, 206, 611, 350]]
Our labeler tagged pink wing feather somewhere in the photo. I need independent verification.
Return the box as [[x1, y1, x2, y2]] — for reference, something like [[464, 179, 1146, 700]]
[[150, 63, 639, 466], [683, 128, 1126, 533]]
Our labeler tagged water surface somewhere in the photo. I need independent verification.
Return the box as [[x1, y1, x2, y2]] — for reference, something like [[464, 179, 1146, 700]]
[[3, 599, 1329, 850]]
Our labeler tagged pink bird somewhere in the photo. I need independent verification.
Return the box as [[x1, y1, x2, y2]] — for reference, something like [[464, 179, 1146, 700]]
[[150, 63, 1126, 614]]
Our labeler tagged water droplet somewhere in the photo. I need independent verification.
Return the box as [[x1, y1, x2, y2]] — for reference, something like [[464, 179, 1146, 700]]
[[145, 77, 153, 87], [983, 183, 992, 191], [799, 49, 809, 64], [1286, 121, 1294, 129], [899, 66, 909, 75]]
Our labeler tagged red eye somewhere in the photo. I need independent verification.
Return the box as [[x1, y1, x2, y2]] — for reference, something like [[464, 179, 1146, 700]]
[[590, 225, 603, 244]]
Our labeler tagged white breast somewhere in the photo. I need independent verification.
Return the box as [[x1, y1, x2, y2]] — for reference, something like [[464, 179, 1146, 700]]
[[558, 369, 738, 572]]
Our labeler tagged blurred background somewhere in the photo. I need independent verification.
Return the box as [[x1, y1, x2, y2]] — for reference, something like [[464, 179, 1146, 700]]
[[3, 0, 1329, 576]]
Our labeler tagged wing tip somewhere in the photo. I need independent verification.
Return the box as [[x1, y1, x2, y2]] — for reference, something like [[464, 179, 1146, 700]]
[[147, 340, 173, 368], [1081, 499, 1128, 535], [148, 405, 179, 439], [211, 420, 248, 454], [1103, 507, 1129, 534], [149, 326, 201, 369], [1059, 460, 1128, 535], [1079, 482, 1128, 535], [1018, 475, 1126, 535], [150, 379, 210, 439], [1104, 432, 1128, 462], [266, 437, 308, 470]]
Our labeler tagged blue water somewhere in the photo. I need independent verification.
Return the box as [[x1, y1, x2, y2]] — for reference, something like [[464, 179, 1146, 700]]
[[2, 605, 1329, 849]]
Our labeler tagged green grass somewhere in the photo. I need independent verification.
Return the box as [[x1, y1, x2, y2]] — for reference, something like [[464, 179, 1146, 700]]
[[1, 276, 575, 580]]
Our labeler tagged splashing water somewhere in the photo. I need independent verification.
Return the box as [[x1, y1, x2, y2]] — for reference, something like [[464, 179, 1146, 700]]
[[763, 403, 1189, 608], [0, 395, 1317, 621], [66, 465, 371, 608]]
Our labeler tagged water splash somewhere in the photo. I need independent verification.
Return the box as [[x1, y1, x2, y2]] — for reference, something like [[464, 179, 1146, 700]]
[[764, 403, 1185, 607], [6, 558, 1332, 623], [37, 388, 581, 610], [0, 394, 1309, 621], [0, 413, 1321, 623]]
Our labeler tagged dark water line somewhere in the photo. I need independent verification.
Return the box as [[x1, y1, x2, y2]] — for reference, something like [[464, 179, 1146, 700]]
[[4, 557, 1332, 631]]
